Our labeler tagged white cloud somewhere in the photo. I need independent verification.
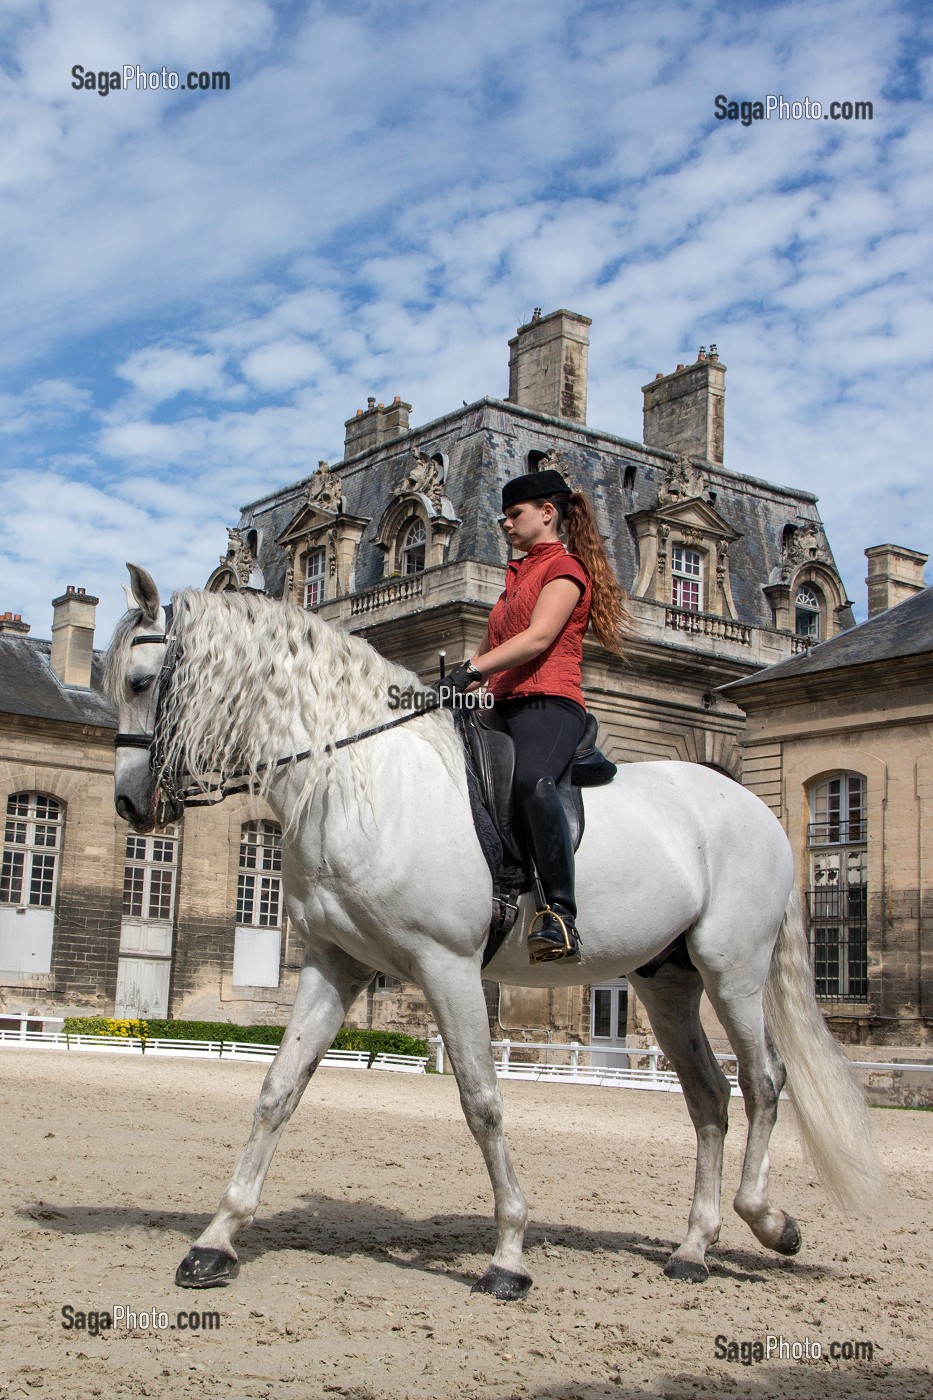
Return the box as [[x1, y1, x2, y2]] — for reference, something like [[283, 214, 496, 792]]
[[0, 0, 930, 636], [117, 346, 228, 400]]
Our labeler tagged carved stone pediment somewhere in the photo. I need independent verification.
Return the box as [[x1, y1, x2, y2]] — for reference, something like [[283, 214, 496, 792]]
[[276, 501, 340, 548], [782, 521, 830, 569], [305, 459, 344, 513], [222, 528, 255, 586], [206, 526, 266, 592], [275, 472, 369, 604], [627, 488, 742, 617], [394, 451, 444, 511], [658, 454, 709, 506], [646, 495, 741, 543]]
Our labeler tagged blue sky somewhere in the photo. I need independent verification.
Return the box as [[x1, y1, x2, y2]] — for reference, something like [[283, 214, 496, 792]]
[[1, 0, 931, 639]]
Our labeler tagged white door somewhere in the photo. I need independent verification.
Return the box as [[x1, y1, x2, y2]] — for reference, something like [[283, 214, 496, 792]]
[[114, 957, 170, 1018], [590, 978, 629, 1069]]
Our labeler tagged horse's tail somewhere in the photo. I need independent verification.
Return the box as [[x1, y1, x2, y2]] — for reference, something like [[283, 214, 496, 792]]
[[763, 886, 883, 1212]]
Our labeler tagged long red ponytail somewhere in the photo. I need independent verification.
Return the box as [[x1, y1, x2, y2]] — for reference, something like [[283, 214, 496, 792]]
[[563, 491, 628, 655]]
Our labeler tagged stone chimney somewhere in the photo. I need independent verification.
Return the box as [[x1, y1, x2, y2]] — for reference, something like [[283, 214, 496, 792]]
[[864, 545, 928, 618], [344, 396, 411, 456], [0, 611, 30, 635], [642, 346, 725, 464], [50, 586, 98, 687], [507, 309, 591, 423]]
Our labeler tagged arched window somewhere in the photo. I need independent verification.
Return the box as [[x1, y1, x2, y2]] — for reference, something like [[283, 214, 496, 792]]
[[807, 774, 867, 1002], [527, 450, 548, 472], [304, 545, 327, 608], [0, 792, 64, 976], [622, 465, 637, 492], [234, 820, 283, 988], [400, 517, 426, 575], [795, 585, 821, 641], [671, 545, 702, 611]]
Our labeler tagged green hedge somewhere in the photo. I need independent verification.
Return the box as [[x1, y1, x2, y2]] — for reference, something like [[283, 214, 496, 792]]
[[62, 1018, 428, 1062]]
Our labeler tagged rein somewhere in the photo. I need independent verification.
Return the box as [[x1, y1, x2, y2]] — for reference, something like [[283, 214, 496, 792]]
[[113, 621, 439, 810]]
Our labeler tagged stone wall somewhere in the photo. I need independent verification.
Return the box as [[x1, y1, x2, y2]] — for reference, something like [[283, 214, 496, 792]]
[[737, 675, 933, 1045], [0, 718, 123, 1015]]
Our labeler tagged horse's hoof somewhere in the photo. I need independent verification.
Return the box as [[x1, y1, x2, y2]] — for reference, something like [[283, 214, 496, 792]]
[[471, 1266, 533, 1300], [175, 1247, 240, 1288], [774, 1215, 802, 1256], [664, 1254, 709, 1283]]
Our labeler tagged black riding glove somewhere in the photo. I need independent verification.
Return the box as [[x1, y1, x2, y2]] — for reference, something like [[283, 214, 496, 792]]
[[428, 661, 483, 708]]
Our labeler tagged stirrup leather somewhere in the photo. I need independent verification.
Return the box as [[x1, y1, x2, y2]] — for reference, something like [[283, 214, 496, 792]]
[[528, 905, 579, 963]]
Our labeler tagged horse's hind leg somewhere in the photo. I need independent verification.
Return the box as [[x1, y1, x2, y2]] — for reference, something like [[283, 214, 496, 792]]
[[701, 973, 801, 1259], [418, 954, 531, 1300], [176, 947, 368, 1288], [628, 962, 732, 1283]]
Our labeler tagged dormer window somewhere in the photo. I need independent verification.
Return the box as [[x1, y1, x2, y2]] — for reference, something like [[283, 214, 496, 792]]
[[671, 546, 702, 611], [401, 517, 427, 575], [795, 585, 821, 640], [304, 546, 327, 609]]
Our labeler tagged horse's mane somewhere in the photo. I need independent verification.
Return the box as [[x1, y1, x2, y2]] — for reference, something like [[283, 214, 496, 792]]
[[108, 588, 464, 820]]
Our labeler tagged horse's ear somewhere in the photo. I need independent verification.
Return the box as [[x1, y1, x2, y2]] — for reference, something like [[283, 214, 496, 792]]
[[126, 563, 160, 626]]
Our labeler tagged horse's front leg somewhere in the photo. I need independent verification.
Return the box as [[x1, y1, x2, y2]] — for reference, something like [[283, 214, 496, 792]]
[[419, 952, 531, 1299], [176, 947, 370, 1288]]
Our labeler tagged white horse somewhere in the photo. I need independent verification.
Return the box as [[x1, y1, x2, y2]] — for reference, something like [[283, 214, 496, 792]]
[[106, 566, 880, 1297]]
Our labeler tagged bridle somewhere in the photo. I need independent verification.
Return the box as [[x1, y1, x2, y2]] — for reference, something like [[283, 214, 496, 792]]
[[113, 613, 446, 812]]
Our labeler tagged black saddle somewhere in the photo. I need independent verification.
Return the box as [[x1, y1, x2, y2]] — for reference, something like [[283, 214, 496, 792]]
[[455, 706, 617, 964]]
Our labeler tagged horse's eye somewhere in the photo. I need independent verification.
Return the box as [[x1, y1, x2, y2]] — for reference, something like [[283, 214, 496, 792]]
[[130, 675, 154, 695]]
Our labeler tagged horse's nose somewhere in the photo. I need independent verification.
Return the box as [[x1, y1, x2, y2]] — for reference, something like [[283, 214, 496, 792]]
[[116, 794, 137, 825]]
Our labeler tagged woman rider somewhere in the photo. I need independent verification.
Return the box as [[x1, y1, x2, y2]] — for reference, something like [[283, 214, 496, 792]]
[[438, 468, 626, 963]]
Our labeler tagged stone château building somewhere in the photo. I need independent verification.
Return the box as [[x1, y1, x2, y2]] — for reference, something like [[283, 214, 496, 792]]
[[199, 309, 856, 1046], [724, 559, 931, 1046], [7, 309, 921, 1049]]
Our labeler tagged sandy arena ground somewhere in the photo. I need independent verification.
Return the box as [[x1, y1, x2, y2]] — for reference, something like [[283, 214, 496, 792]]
[[0, 1048, 930, 1400]]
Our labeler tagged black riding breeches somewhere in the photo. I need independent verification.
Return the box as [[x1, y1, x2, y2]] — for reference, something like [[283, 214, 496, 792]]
[[495, 696, 587, 808]]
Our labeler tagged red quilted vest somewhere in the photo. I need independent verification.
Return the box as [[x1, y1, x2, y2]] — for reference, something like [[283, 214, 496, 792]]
[[487, 541, 591, 707]]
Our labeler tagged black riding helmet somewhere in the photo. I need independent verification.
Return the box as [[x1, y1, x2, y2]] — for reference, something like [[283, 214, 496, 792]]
[[501, 468, 572, 515]]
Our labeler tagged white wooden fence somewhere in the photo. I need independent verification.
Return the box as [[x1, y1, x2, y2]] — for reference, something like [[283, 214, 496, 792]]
[[1, 1023, 930, 1102]]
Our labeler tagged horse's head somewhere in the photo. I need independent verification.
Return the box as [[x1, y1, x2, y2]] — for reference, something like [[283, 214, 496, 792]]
[[108, 563, 185, 833]]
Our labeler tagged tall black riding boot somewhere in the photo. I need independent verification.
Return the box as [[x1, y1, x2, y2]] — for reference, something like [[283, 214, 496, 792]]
[[522, 776, 580, 963]]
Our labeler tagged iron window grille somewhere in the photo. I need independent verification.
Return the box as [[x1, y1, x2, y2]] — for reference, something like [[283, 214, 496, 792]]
[[807, 774, 868, 1002]]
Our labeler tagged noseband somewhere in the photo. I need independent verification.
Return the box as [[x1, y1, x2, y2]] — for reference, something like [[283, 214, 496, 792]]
[[113, 618, 187, 814]]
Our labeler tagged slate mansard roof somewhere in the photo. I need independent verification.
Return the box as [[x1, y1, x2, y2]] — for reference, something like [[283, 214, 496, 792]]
[[0, 635, 116, 730], [723, 585, 933, 696], [232, 394, 852, 635]]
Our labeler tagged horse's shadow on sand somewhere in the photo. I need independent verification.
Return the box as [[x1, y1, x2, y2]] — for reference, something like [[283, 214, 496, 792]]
[[20, 1192, 829, 1287]]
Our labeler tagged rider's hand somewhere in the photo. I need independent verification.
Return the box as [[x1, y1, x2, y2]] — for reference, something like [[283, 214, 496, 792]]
[[428, 661, 483, 708]]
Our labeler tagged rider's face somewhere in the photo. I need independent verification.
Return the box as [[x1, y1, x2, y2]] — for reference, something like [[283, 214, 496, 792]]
[[501, 500, 558, 553]]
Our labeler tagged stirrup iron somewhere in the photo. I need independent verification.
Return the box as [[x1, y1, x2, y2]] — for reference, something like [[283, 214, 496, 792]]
[[527, 905, 580, 963]]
